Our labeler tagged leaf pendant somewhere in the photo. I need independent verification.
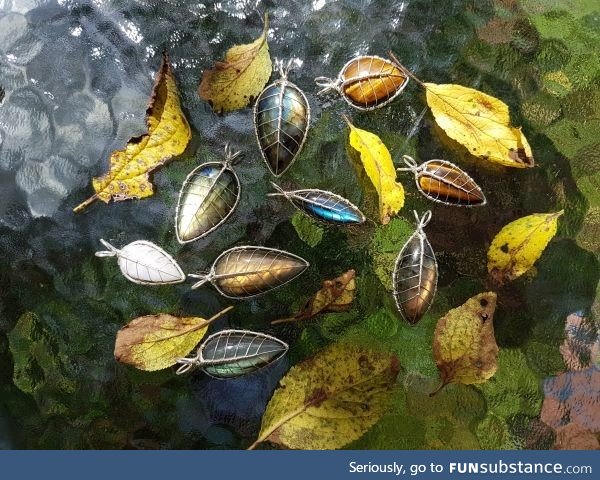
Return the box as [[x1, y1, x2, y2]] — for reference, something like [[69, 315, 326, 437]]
[[268, 183, 365, 225], [189, 246, 309, 299], [398, 156, 486, 207], [176, 329, 288, 378], [254, 61, 310, 176], [392, 211, 438, 325], [95, 239, 185, 285], [175, 146, 242, 243], [315, 55, 409, 111]]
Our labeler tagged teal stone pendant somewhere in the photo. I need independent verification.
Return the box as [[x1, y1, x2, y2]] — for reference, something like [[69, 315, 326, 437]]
[[175, 145, 242, 244], [254, 60, 310, 177], [176, 329, 289, 378], [268, 182, 366, 225]]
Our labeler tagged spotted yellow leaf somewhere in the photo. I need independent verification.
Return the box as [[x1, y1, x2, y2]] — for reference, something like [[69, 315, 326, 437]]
[[74, 53, 191, 213], [346, 118, 404, 224], [114, 306, 233, 371], [199, 14, 272, 113], [249, 342, 399, 450], [432, 292, 499, 395], [487, 211, 563, 285]]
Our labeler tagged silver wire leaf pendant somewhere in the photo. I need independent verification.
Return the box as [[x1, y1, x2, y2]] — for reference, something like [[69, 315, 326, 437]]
[[95, 239, 185, 285], [189, 246, 309, 299], [176, 329, 288, 378], [268, 182, 365, 225], [254, 60, 310, 177], [175, 145, 242, 243], [315, 55, 409, 111], [397, 156, 486, 207], [392, 211, 438, 325]]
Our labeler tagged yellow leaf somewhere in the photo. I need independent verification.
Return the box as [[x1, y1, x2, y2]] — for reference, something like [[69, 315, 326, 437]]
[[271, 269, 356, 324], [74, 53, 191, 213], [487, 211, 563, 285], [424, 82, 534, 168], [346, 118, 404, 224], [249, 342, 399, 450], [432, 292, 499, 395], [199, 14, 272, 113], [114, 306, 233, 371]]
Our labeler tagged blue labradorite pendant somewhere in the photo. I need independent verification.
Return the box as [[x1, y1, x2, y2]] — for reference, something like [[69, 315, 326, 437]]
[[254, 60, 310, 177], [268, 182, 366, 225], [176, 329, 289, 378], [175, 145, 241, 244]]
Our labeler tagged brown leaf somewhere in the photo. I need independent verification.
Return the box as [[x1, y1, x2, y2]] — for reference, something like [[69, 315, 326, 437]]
[[271, 270, 356, 325], [431, 292, 499, 395]]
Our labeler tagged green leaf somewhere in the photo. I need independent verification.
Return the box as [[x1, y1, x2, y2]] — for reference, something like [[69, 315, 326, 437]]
[[291, 211, 324, 247]]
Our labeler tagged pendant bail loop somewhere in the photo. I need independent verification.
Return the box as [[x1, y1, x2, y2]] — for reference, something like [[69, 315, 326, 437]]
[[276, 58, 294, 80], [415, 210, 432, 230], [266, 182, 289, 198], [223, 143, 243, 167], [315, 76, 341, 96], [398, 155, 420, 173], [95, 239, 119, 257], [188, 271, 214, 290], [175, 350, 202, 375]]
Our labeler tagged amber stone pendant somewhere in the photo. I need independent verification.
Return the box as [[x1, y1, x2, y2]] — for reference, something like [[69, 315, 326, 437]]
[[176, 329, 288, 378], [175, 145, 242, 244], [315, 55, 409, 111], [397, 155, 486, 207], [392, 211, 438, 325], [254, 60, 310, 177], [188, 246, 309, 299]]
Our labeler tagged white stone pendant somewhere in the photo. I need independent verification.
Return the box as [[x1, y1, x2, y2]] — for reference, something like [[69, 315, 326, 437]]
[[95, 239, 185, 285]]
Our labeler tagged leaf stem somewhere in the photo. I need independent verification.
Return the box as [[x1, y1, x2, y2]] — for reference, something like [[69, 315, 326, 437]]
[[270, 317, 297, 325], [73, 194, 99, 213], [341, 113, 353, 128], [387, 51, 424, 87], [429, 380, 447, 397], [206, 305, 234, 325]]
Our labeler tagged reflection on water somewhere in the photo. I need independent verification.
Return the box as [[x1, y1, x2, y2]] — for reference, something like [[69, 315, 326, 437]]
[[0, 0, 598, 449]]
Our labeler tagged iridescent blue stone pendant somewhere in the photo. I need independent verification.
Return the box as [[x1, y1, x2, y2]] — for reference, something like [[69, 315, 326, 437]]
[[268, 182, 365, 225], [254, 60, 310, 177], [175, 145, 242, 244], [175, 329, 289, 378]]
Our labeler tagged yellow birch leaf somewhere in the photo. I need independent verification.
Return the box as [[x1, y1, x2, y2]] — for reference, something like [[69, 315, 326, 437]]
[[199, 14, 272, 113], [424, 82, 534, 168], [249, 342, 399, 450], [487, 211, 563, 285], [74, 53, 191, 213], [271, 269, 356, 324], [346, 118, 404, 224], [114, 306, 233, 371], [432, 292, 499, 395]]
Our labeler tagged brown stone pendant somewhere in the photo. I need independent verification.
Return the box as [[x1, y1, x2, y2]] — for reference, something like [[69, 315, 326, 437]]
[[315, 55, 409, 110], [397, 156, 487, 207]]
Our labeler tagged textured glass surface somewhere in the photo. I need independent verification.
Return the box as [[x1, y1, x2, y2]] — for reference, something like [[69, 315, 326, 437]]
[[0, 0, 598, 449]]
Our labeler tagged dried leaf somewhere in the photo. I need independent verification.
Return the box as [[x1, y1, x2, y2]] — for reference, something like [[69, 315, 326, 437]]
[[74, 53, 191, 212], [199, 14, 272, 114], [487, 211, 563, 285], [272, 270, 356, 324], [424, 82, 534, 168], [114, 306, 233, 371], [346, 117, 404, 224], [432, 292, 499, 395], [249, 342, 399, 450]]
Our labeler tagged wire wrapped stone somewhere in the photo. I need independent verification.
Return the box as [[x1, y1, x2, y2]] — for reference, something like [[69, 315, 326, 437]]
[[392, 211, 438, 325], [175, 144, 242, 244], [315, 55, 409, 111], [254, 59, 310, 177]]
